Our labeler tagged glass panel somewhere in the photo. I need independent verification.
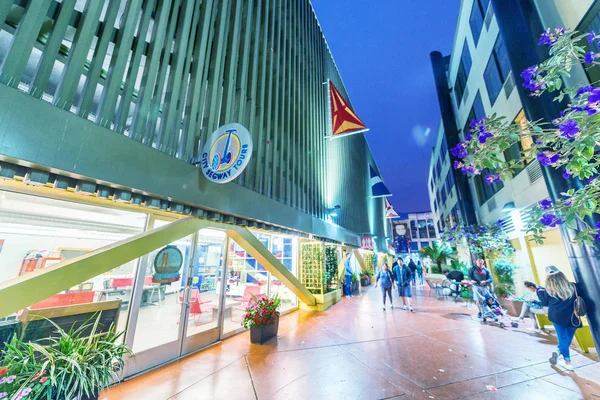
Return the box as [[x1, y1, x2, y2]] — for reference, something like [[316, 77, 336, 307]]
[[410, 220, 418, 239], [269, 237, 298, 313], [223, 238, 268, 335], [0, 190, 146, 349], [469, 0, 484, 46], [418, 219, 428, 238], [427, 219, 436, 238], [484, 54, 502, 105], [185, 229, 226, 338], [131, 222, 193, 353]]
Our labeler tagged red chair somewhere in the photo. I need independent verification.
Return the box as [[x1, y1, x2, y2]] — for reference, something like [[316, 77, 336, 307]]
[[230, 286, 265, 322], [176, 289, 214, 325], [30, 292, 95, 309]]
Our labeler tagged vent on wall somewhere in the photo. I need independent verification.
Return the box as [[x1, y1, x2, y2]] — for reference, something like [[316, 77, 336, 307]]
[[527, 161, 543, 184]]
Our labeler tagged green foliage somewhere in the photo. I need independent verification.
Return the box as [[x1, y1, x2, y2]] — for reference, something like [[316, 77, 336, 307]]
[[0, 314, 131, 400], [441, 224, 515, 258], [242, 294, 281, 329], [351, 273, 358, 284], [450, 259, 469, 275], [324, 246, 339, 291], [300, 243, 325, 295], [420, 241, 456, 272], [492, 259, 518, 298], [452, 27, 600, 245], [363, 252, 375, 276]]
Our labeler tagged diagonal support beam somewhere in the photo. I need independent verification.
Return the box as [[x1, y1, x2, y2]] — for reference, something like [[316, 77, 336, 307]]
[[226, 226, 316, 306], [0, 217, 208, 318], [353, 249, 366, 273]]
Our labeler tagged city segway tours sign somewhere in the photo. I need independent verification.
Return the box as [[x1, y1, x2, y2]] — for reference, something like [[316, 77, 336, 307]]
[[200, 123, 253, 183]]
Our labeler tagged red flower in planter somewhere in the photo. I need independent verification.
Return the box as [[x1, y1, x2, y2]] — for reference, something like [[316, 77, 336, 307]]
[[0, 367, 6, 376], [40, 377, 48, 384], [266, 319, 272, 325]]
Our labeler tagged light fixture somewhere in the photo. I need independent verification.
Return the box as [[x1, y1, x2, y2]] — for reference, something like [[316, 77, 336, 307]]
[[501, 201, 515, 212], [326, 205, 341, 218]]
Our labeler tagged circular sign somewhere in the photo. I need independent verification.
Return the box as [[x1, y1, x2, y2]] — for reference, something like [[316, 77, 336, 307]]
[[200, 123, 253, 183], [152, 245, 184, 283]]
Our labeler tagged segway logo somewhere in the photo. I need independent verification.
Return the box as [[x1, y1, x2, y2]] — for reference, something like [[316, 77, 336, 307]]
[[200, 123, 253, 183]]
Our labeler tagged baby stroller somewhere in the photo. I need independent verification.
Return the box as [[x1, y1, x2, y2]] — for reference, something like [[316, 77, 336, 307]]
[[476, 287, 518, 328]]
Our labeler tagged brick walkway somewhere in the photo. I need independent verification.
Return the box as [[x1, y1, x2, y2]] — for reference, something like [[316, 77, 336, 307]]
[[101, 286, 599, 400]]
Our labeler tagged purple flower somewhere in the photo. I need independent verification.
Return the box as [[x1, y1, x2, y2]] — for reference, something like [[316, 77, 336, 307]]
[[485, 174, 500, 185], [439, 229, 445, 234], [453, 160, 462, 170], [575, 86, 594, 98], [562, 170, 571, 179], [448, 237, 454, 241], [588, 88, 600, 103], [585, 51, 595, 64], [450, 142, 468, 159], [478, 132, 493, 144], [559, 120, 579, 140], [540, 213, 563, 227], [588, 31, 597, 44], [451, 226, 457, 231], [464, 131, 473, 141], [538, 28, 556, 46], [537, 152, 560, 166], [540, 199, 553, 209], [595, 234, 600, 242], [496, 219, 503, 226], [595, 221, 600, 230], [589, 176, 597, 184], [0, 393, 6, 400], [480, 227, 487, 233], [469, 117, 485, 129]]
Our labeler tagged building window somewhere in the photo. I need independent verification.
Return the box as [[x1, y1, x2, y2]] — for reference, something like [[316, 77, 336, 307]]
[[473, 170, 504, 205], [454, 41, 471, 104], [464, 91, 485, 135], [410, 242, 420, 252], [418, 219, 428, 238], [470, 0, 491, 46], [427, 219, 436, 238], [577, 4, 600, 83], [410, 220, 418, 239], [484, 35, 512, 105]]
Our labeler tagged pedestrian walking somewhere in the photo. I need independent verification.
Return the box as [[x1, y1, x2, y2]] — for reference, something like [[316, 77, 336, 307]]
[[543, 265, 584, 371], [469, 259, 493, 318], [393, 258, 414, 312], [416, 261, 424, 286], [408, 259, 417, 286], [344, 253, 353, 298], [375, 263, 395, 310]]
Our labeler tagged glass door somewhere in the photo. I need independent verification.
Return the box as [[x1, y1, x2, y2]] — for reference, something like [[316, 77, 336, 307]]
[[180, 229, 227, 355]]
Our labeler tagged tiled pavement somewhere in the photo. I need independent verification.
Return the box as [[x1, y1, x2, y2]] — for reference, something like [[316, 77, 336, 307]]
[[101, 286, 599, 400]]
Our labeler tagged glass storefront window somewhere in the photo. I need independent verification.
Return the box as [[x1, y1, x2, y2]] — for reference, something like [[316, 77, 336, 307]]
[[0, 190, 146, 348], [418, 219, 428, 238], [269, 237, 298, 313], [184, 229, 226, 338], [131, 220, 193, 353]]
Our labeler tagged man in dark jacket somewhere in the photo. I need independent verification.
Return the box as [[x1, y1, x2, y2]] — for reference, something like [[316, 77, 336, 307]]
[[408, 259, 417, 285], [393, 258, 414, 312], [469, 259, 493, 318]]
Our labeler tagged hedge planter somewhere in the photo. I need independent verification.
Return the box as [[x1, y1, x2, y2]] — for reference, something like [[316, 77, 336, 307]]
[[360, 277, 370, 287], [250, 319, 279, 344], [351, 281, 359, 294]]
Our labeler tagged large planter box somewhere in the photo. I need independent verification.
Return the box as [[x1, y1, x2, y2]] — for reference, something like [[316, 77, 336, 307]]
[[360, 277, 371, 286], [300, 289, 343, 312], [250, 319, 279, 344], [351, 281, 359, 294], [498, 297, 522, 317]]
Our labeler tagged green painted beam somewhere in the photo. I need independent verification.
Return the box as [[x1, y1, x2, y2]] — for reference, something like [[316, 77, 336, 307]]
[[0, 217, 208, 318], [226, 226, 317, 306]]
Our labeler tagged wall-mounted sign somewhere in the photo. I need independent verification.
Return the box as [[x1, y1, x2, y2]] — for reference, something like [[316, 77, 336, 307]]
[[391, 219, 410, 253], [360, 236, 373, 249], [153, 245, 184, 283], [200, 123, 253, 183]]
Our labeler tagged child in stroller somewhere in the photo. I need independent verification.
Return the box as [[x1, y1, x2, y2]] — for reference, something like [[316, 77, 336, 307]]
[[478, 289, 519, 328]]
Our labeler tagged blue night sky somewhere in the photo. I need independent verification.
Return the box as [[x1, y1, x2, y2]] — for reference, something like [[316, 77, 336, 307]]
[[312, 1, 460, 213]]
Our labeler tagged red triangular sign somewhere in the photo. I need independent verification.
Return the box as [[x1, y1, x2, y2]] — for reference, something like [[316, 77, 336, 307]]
[[329, 82, 368, 137]]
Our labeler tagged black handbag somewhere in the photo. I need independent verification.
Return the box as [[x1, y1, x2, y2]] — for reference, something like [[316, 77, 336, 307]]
[[574, 286, 587, 317]]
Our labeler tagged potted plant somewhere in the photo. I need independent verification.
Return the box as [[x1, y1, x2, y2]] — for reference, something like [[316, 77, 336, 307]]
[[0, 315, 130, 400], [360, 271, 372, 286], [420, 242, 456, 273], [351, 273, 359, 294], [242, 295, 280, 344], [492, 259, 521, 316]]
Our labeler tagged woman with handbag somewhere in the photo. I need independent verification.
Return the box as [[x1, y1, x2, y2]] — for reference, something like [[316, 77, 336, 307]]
[[542, 265, 584, 371], [375, 263, 395, 310]]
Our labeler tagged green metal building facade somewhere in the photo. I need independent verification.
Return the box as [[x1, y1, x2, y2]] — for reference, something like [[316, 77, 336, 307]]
[[0, 0, 389, 248]]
